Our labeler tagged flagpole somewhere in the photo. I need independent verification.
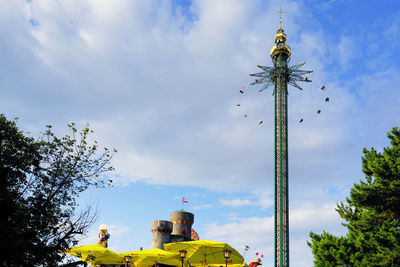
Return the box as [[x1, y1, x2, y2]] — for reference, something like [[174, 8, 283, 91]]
[[181, 197, 189, 211], [243, 245, 249, 258]]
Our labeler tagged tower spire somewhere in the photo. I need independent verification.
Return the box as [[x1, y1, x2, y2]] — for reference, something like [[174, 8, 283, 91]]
[[279, 8, 285, 29]]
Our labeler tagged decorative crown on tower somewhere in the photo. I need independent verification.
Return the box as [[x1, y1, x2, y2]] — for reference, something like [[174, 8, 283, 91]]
[[270, 10, 291, 58]]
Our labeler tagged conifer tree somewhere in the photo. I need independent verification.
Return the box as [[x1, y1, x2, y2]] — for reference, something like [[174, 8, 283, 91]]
[[308, 127, 400, 266]]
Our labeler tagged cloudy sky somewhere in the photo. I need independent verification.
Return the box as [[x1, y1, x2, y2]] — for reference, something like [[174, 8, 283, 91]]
[[2, 0, 400, 266]]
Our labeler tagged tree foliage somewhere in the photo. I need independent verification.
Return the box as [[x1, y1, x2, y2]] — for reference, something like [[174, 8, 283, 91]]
[[0, 114, 115, 266], [308, 127, 400, 266]]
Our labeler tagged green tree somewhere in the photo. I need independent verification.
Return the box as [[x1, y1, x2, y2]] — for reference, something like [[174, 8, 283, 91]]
[[0, 114, 115, 266], [308, 127, 400, 266]]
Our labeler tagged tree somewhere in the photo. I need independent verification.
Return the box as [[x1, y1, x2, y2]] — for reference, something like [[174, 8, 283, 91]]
[[308, 127, 400, 266], [0, 114, 115, 266]]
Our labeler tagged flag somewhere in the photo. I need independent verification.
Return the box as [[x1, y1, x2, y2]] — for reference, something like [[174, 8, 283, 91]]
[[182, 197, 189, 203]]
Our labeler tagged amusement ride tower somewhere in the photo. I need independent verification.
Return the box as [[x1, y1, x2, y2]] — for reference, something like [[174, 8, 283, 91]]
[[250, 14, 313, 267]]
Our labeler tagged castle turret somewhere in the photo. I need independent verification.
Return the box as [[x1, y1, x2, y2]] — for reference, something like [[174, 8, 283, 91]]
[[170, 211, 194, 241], [151, 220, 173, 249]]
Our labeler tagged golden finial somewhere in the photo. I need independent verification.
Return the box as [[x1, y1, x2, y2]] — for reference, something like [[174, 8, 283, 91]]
[[279, 8, 285, 29]]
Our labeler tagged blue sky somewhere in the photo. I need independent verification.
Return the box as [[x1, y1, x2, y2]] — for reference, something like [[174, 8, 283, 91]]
[[2, 0, 400, 266]]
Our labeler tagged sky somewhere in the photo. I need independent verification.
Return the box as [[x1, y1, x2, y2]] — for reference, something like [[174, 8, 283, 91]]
[[2, 0, 400, 266]]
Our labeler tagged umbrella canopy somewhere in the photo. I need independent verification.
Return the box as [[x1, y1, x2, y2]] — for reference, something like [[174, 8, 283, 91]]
[[64, 244, 124, 265], [164, 240, 245, 267], [120, 248, 181, 267]]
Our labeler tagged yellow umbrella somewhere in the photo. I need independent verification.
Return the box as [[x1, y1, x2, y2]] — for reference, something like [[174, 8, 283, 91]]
[[120, 248, 181, 267], [64, 244, 124, 265], [164, 240, 245, 267]]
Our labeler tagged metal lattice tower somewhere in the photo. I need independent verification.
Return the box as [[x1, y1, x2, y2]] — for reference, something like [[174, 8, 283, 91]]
[[249, 22, 312, 267]]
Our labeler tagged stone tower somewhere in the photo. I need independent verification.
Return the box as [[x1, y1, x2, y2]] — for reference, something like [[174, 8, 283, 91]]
[[150, 220, 173, 249], [170, 211, 194, 241]]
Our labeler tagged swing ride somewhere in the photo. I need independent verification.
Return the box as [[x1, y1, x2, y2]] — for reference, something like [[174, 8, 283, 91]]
[[236, 9, 331, 267], [250, 61, 313, 92], [237, 72, 329, 124], [236, 35, 330, 124]]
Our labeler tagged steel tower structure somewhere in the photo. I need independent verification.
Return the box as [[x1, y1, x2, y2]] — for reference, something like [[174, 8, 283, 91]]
[[250, 21, 312, 267]]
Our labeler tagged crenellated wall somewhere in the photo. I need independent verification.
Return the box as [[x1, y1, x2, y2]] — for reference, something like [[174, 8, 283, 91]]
[[151, 211, 195, 249], [170, 211, 194, 240], [150, 220, 173, 249]]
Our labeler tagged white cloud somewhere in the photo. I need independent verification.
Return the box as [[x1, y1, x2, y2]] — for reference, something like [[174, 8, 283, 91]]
[[219, 190, 273, 210], [384, 18, 400, 43], [337, 35, 356, 68], [220, 198, 253, 207], [257, 196, 274, 210], [192, 204, 213, 210], [2, 0, 370, 194]]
